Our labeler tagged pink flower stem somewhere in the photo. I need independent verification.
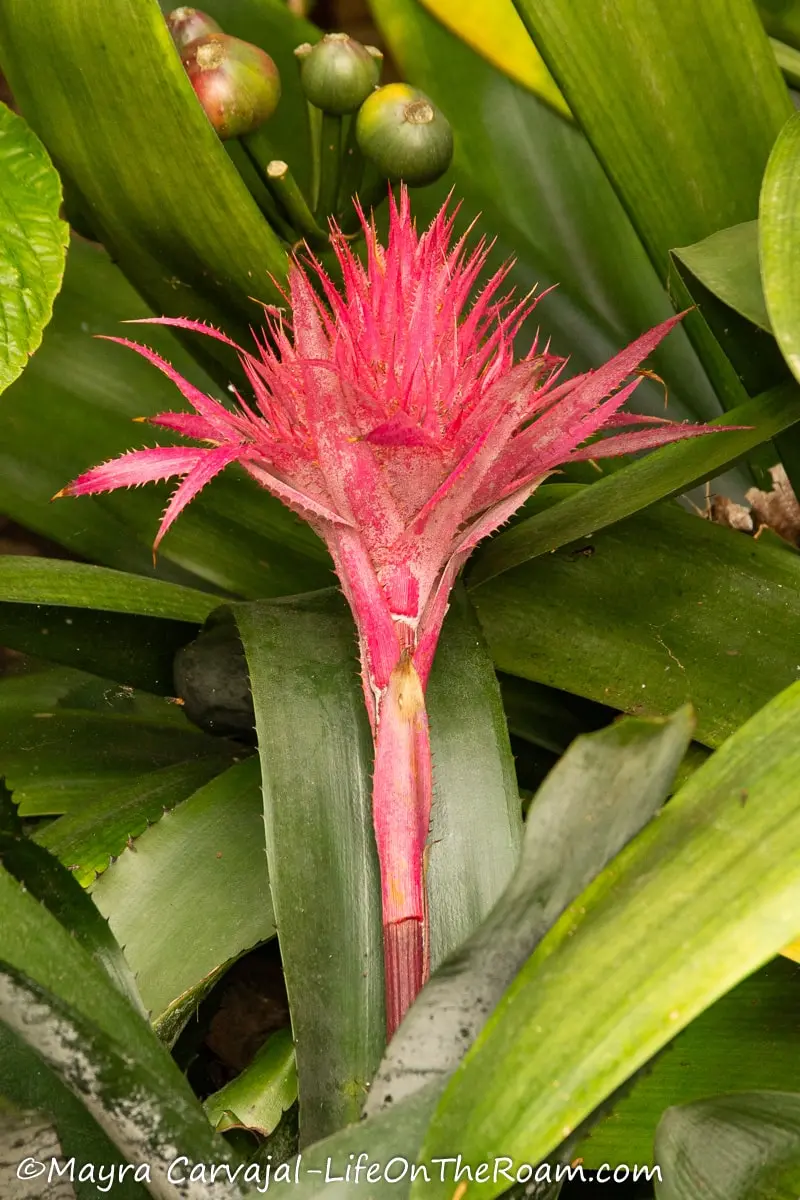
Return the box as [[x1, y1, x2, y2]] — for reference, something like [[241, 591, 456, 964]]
[[371, 652, 434, 1038]]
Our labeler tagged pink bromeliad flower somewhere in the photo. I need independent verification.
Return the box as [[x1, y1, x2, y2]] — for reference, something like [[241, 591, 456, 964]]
[[59, 190, 724, 1036]]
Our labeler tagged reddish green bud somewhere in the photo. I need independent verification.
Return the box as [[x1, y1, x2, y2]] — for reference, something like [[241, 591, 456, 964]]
[[298, 33, 382, 116], [181, 33, 281, 140], [166, 7, 223, 50], [355, 83, 453, 187]]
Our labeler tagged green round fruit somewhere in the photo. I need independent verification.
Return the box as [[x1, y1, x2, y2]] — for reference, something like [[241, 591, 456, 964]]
[[298, 33, 382, 115], [181, 33, 281, 140], [355, 83, 453, 186], [166, 7, 222, 50]]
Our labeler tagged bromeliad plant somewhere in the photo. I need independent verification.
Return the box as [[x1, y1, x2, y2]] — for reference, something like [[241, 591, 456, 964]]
[[57, 191, 718, 1033], [2, 0, 800, 1197]]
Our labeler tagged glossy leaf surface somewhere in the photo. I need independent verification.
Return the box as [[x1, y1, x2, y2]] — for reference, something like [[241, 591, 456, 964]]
[[510, 0, 791, 277], [473, 493, 800, 749], [415, 681, 800, 1200], [582, 959, 800, 1167], [655, 1091, 800, 1199], [470, 383, 800, 584], [0, 0, 289, 349], [0, 103, 67, 394], [365, 710, 693, 1116], [91, 757, 274, 1041]]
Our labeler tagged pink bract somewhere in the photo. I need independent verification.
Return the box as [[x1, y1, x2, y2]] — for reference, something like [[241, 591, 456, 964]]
[[60, 189, 723, 1036]]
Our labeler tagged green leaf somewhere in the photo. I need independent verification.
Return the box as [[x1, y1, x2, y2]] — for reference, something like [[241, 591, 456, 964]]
[[772, 34, 800, 88], [0, 237, 329, 593], [416, 0, 568, 112], [0, 664, 173, 716], [581, 958, 800, 1167], [234, 590, 383, 1144], [673, 222, 771, 333], [0, 103, 68, 394], [0, 816, 144, 1016], [268, 1083, 443, 1200], [423, 587, 522, 967], [499, 674, 612, 756], [413, 680, 800, 1200], [0, 858, 241, 1182], [0, 964, 241, 1191], [511, 0, 790, 279], [472, 492, 800, 749], [365, 709, 693, 1117], [655, 1091, 800, 1199], [762, 112, 800, 391], [0, 707, 233, 816], [0, 557, 219, 622], [469, 383, 800, 584], [33, 756, 237, 886], [91, 757, 274, 1042], [0, 0, 288, 351], [235, 588, 523, 1142], [760, 1, 800, 51], [0, 602, 200, 694], [369, 0, 723, 426], [205, 1028, 297, 1136], [0, 1051, 152, 1200]]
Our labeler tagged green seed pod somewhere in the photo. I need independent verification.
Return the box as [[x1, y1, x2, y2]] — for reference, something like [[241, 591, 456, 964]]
[[166, 7, 223, 50], [181, 33, 281, 140], [355, 83, 453, 187], [298, 32, 382, 115]]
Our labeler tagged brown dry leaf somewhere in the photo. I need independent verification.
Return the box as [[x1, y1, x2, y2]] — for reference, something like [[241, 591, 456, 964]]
[[706, 465, 800, 549], [746, 465, 800, 548], [708, 495, 754, 534]]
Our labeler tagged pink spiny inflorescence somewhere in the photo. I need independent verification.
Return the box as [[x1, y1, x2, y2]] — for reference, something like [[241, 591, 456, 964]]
[[60, 189, 723, 1036]]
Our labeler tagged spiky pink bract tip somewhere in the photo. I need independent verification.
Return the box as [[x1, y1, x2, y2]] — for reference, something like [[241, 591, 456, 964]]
[[59, 187, 729, 1036]]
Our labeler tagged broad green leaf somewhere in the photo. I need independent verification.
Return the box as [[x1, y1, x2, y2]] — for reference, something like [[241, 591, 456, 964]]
[[0, 664, 188, 718], [91, 757, 274, 1043], [0, 0, 289, 352], [365, 710, 693, 1117], [0, 965, 241, 1192], [423, 587, 522, 967], [669, 233, 791, 472], [498, 674, 612, 756], [0, 708, 233, 816], [760, 1, 800, 50], [268, 1083, 442, 1200], [34, 757, 236, 886], [762, 112, 800, 390], [235, 588, 523, 1142], [0, 103, 68, 394], [0, 1029, 150, 1200], [205, 1029, 297, 1136], [511, 0, 790, 279], [773, 35, 800, 87], [655, 1091, 800, 1199], [0, 557, 218, 622], [369, 0, 723, 426], [414, 681, 800, 1200], [0, 814, 144, 1016], [0, 238, 328, 594], [673, 223, 771, 333], [234, 591, 383, 1144], [581, 958, 800, 1167], [470, 383, 800, 584], [417, 0, 568, 113], [472, 492, 800, 749], [0, 860, 240, 1182], [0, 602, 200, 695]]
